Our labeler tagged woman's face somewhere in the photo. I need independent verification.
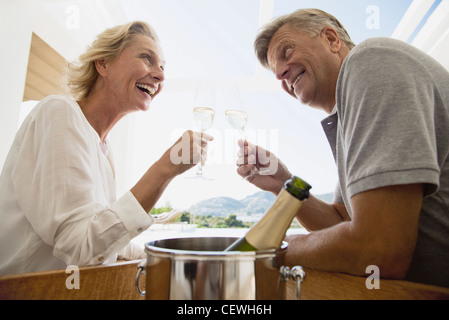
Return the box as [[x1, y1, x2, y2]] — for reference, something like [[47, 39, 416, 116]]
[[100, 35, 165, 112]]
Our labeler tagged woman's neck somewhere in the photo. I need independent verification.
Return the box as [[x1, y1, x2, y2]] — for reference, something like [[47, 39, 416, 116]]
[[77, 92, 126, 143]]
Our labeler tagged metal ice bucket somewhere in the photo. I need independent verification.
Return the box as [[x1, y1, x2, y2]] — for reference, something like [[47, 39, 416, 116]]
[[135, 236, 303, 300]]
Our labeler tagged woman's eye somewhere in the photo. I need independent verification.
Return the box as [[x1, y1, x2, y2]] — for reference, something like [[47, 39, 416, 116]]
[[143, 54, 153, 65]]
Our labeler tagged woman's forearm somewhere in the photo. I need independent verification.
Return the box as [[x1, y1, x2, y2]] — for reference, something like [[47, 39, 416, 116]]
[[130, 157, 175, 213]]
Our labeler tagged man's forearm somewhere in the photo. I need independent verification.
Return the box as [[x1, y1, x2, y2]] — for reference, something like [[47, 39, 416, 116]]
[[287, 184, 424, 279], [285, 221, 369, 276], [295, 194, 350, 231]]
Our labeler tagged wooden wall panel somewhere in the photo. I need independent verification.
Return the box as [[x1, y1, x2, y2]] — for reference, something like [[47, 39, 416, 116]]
[[23, 33, 67, 101]]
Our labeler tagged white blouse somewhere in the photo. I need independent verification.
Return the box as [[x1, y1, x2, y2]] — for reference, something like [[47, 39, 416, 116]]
[[0, 95, 153, 275]]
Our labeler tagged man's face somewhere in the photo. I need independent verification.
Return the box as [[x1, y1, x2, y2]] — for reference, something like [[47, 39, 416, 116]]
[[267, 24, 342, 112]]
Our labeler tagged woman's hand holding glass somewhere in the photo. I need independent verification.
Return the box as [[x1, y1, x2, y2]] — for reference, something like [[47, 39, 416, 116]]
[[165, 130, 214, 177]]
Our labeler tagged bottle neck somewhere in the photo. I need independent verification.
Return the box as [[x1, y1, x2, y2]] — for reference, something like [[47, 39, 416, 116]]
[[284, 176, 311, 201]]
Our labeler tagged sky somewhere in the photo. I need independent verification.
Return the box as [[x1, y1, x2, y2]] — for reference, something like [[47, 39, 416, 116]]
[[112, 0, 413, 210], [17, 0, 414, 211]]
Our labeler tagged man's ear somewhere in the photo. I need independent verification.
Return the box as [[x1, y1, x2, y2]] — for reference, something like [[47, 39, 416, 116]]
[[321, 27, 341, 53]]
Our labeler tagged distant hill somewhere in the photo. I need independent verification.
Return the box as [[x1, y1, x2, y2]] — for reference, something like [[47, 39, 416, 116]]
[[239, 191, 276, 216], [190, 191, 333, 217], [191, 196, 245, 216], [316, 192, 334, 203]]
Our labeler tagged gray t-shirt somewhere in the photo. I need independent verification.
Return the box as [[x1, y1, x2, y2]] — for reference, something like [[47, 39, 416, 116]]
[[321, 37, 449, 288]]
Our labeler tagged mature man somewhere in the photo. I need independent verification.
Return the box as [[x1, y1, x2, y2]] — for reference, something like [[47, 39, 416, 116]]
[[238, 9, 449, 288]]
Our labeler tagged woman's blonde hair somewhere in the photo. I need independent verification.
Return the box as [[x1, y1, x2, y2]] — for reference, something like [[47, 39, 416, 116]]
[[255, 9, 355, 69], [67, 21, 159, 100]]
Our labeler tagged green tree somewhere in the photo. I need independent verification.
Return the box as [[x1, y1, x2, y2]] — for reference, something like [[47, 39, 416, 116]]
[[225, 214, 245, 228], [177, 211, 190, 223], [149, 205, 253, 229], [149, 202, 173, 215]]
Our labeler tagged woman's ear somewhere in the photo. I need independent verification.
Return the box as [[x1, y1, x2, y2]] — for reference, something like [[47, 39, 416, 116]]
[[95, 59, 109, 77]]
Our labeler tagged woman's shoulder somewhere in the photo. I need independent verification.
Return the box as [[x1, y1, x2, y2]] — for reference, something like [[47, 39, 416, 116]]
[[33, 95, 78, 113], [23, 95, 89, 136], [29, 95, 82, 122]]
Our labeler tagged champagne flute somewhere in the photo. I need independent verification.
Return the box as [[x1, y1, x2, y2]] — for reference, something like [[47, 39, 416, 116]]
[[221, 82, 269, 179], [225, 109, 270, 179], [225, 108, 255, 178], [190, 80, 216, 179], [193, 106, 215, 177]]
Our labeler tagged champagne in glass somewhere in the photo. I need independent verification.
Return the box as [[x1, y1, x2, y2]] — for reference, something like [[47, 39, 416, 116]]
[[224, 109, 247, 137], [194, 107, 215, 132]]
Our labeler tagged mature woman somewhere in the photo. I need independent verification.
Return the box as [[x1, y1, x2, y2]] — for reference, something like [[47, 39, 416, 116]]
[[0, 21, 212, 275]]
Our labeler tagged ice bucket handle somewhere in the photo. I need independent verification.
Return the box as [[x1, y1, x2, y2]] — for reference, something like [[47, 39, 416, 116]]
[[279, 266, 306, 300], [136, 260, 146, 296]]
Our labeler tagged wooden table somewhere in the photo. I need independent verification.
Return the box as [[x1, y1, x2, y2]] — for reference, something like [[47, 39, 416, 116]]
[[1, 261, 448, 300], [286, 267, 449, 300]]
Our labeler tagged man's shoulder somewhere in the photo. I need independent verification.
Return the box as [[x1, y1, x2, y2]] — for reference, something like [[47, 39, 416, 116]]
[[346, 37, 413, 63], [346, 37, 436, 68], [355, 37, 406, 49]]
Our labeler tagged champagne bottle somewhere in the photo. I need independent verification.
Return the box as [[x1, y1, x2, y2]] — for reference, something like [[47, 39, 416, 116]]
[[224, 176, 311, 252]]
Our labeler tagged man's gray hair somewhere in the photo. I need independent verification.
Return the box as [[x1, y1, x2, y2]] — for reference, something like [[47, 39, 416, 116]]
[[255, 8, 355, 69]]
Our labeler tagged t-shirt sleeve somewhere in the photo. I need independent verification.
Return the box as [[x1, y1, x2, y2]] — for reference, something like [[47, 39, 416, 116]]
[[333, 183, 344, 204], [336, 41, 440, 199]]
